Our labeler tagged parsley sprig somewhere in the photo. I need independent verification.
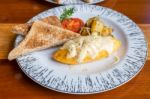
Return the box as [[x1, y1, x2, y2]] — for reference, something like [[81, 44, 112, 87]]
[[60, 8, 75, 21]]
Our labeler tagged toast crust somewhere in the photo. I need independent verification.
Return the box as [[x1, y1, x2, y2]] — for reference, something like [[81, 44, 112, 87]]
[[11, 16, 62, 35], [8, 21, 80, 60]]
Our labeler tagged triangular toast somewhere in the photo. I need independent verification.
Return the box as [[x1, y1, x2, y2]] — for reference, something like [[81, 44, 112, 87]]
[[11, 16, 62, 35], [8, 21, 80, 60]]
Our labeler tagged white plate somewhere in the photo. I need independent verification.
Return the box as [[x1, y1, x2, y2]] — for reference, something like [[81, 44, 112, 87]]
[[45, 0, 104, 4], [15, 5, 147, 94]]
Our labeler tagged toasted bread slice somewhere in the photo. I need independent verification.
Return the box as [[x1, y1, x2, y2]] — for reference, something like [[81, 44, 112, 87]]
[[11, 16, 62, 35], [11, 24, 31, 35], [8, 21, 80, 60]]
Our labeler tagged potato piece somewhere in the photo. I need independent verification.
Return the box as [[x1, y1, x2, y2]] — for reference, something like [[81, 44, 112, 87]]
[[86, 18, 93, 27], [101, 26, 113, 36], [86, 17, 99, 27], [85, 16, 113, 36], [80, 27, 91, 36], [91, 20, 104, 34]]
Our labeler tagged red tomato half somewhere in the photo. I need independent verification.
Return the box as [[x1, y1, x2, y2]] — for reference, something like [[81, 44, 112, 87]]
[[61, 18, 84, 33]]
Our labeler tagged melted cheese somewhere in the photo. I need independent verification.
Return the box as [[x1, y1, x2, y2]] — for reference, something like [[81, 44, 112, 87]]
[[61, 36, 115, 63]]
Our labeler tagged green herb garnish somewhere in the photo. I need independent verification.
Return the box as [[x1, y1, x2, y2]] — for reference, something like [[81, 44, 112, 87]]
[[60, 8, 75, 21]]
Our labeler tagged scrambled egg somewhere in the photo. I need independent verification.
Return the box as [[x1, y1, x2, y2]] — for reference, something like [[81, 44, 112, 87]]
[[53, 36, 121, 65]]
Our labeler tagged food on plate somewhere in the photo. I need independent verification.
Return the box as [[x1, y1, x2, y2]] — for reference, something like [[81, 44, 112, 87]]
[[60, 8, 84, 33], [61, 18, 84, 33], [8, 21, 80, 60], [101, 26, 113, 36], [53, 35, 121, 64], [84, 0, 93, 3], [9, 13, 121, 65], [79, 27, 91, 36], [41, 16, 62, 27], [80, 16, 113, 36], [90, 18, 104, 34], [55, 0, 61, 4], [11, 24, 31, 35], [12, 16, 62, 35], [60, 8, 75, 21]]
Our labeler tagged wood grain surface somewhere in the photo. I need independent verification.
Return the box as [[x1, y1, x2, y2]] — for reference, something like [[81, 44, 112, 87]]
[[0, 0, 150, 99], [0, 0, 150, 23]]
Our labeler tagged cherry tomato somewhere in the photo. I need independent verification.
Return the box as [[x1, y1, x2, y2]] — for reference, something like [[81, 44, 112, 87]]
[[61, 18, 84, 33]]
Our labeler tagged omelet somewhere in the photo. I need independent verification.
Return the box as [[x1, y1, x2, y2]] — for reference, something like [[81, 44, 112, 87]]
[[53, 36, 121, 65]]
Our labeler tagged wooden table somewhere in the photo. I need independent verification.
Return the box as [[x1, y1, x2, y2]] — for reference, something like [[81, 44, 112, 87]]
[[0, 0, 150, 98]]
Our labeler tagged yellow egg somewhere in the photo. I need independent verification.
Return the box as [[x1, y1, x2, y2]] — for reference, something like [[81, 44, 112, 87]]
[[53, 49, 109, 65], [53, 37, 121, 65]]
